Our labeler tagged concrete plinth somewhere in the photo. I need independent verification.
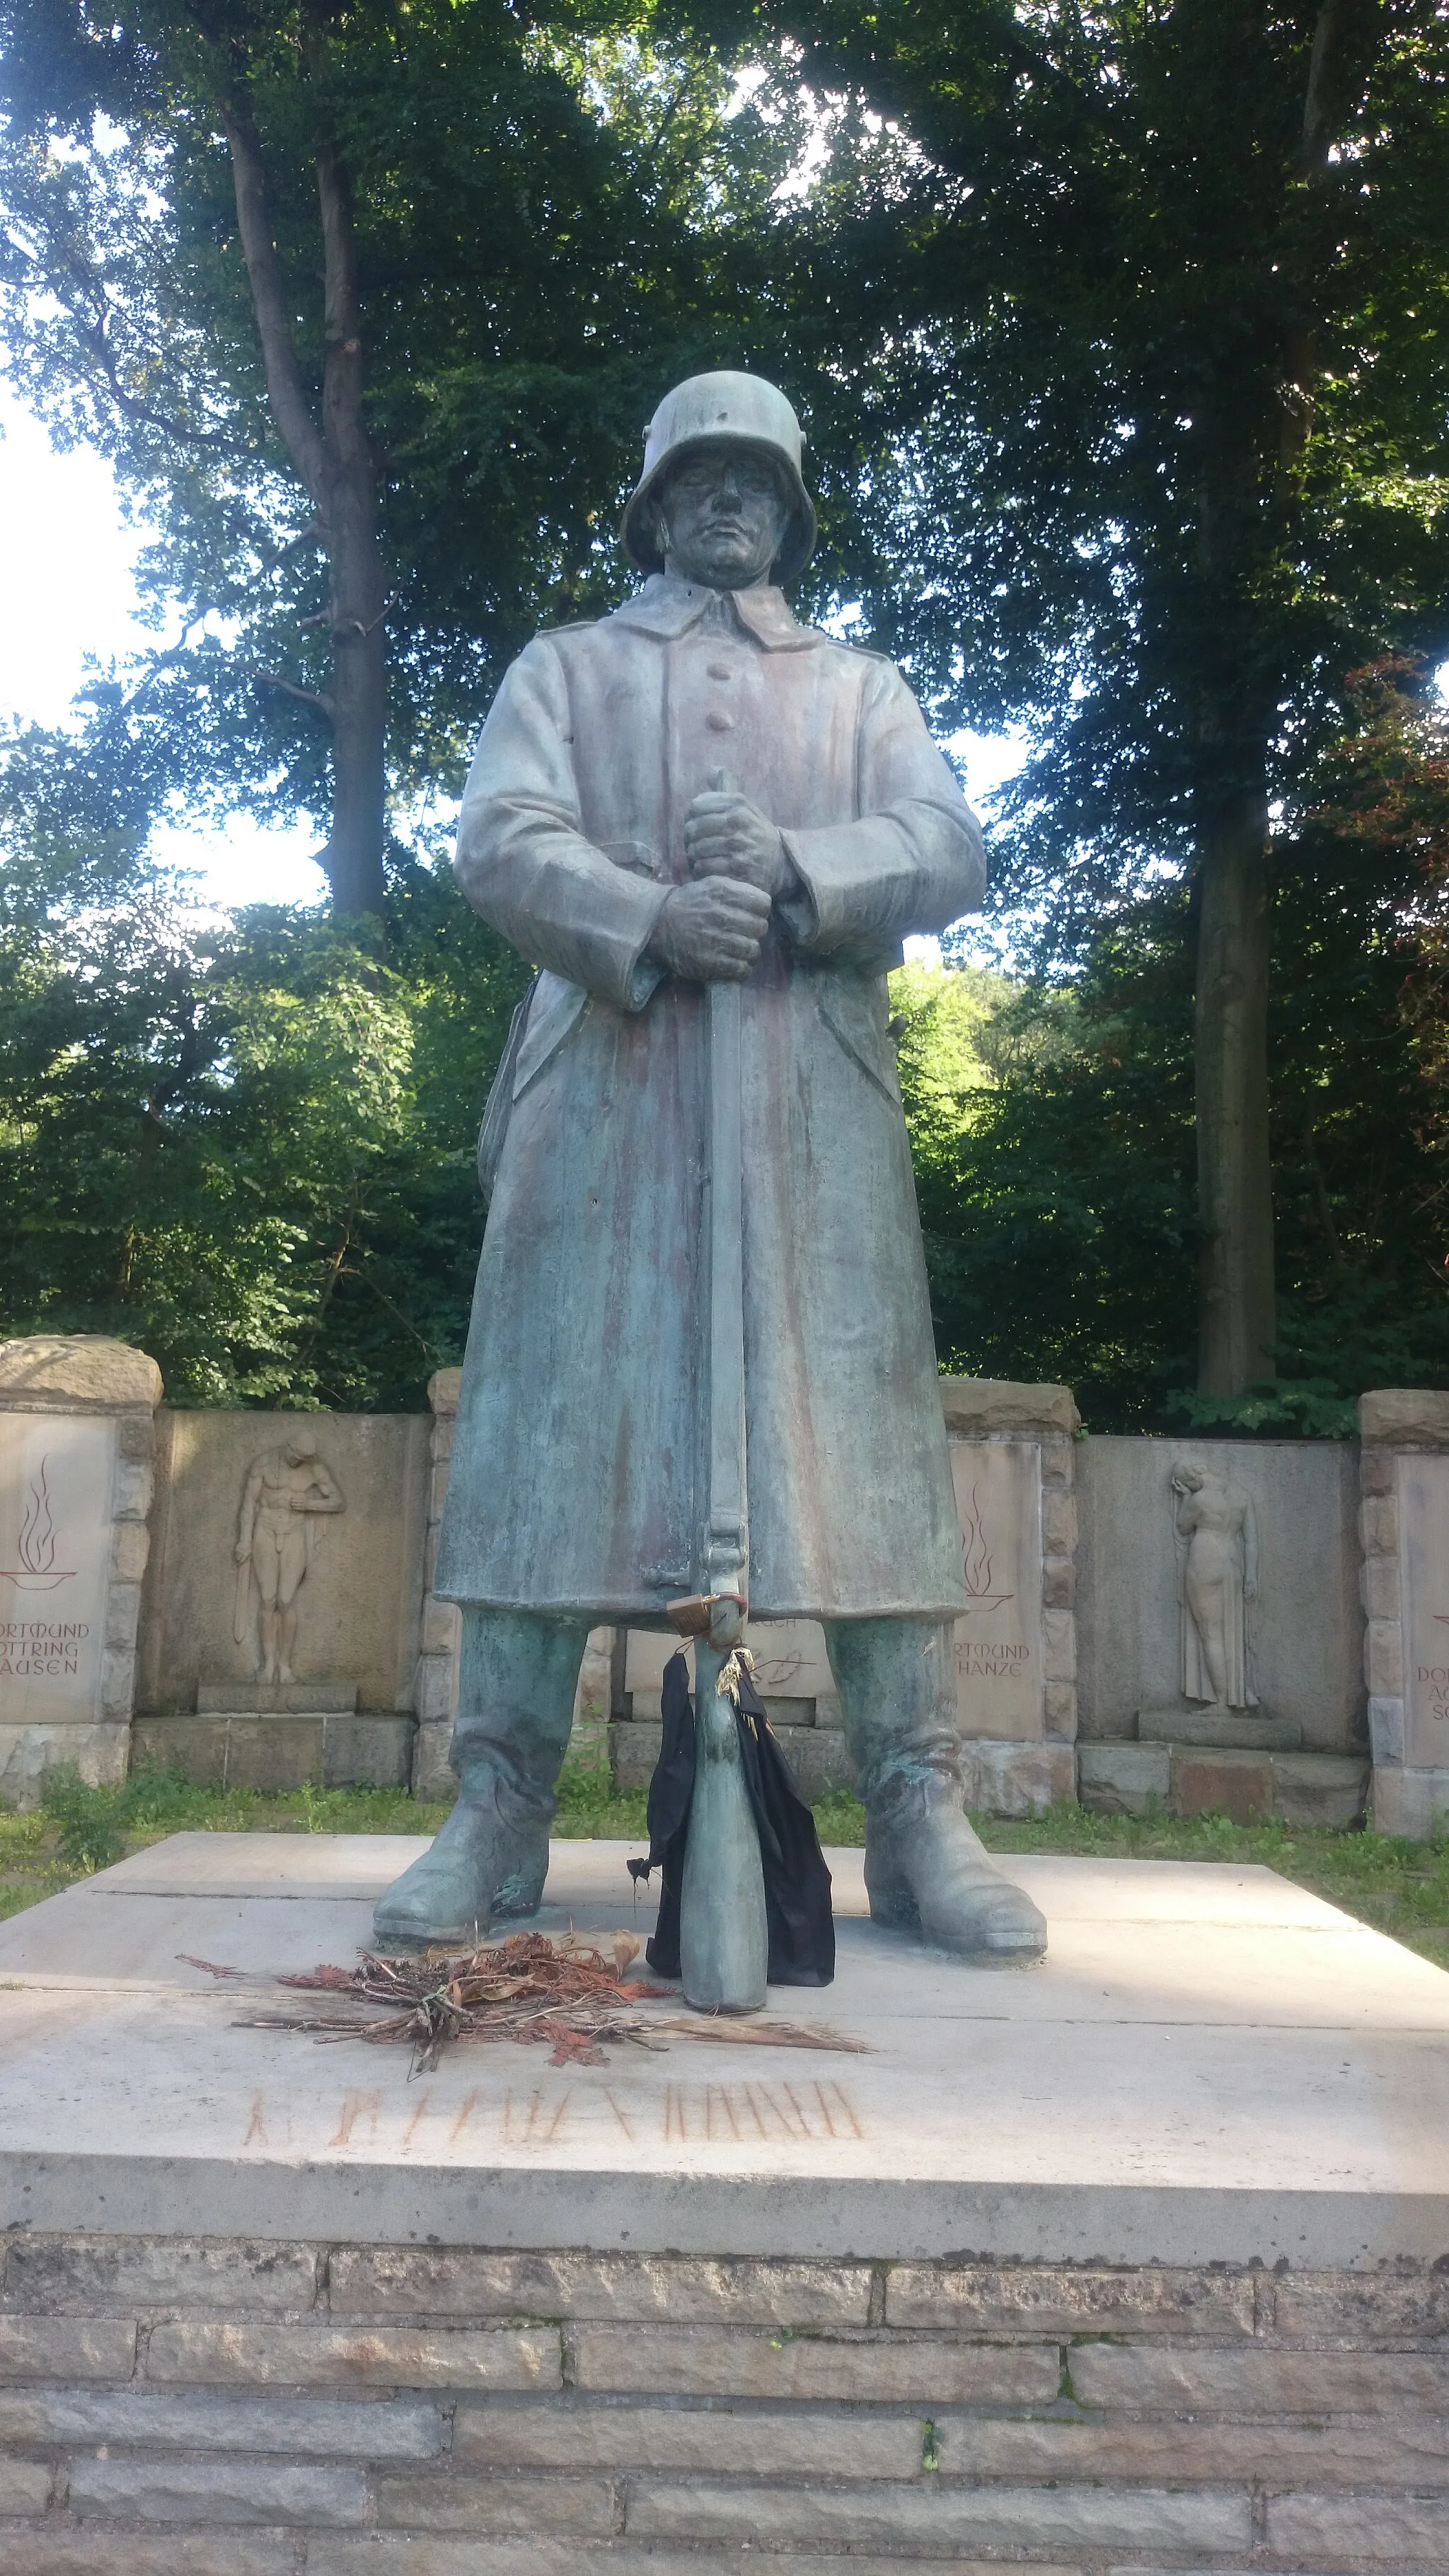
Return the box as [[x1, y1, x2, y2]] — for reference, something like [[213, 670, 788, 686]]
[[0, 1835, 1445, 2572]]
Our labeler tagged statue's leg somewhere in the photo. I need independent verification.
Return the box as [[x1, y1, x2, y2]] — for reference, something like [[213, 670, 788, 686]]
[[823, 1617, 1046, 1960], [372, 1610, 590, 1947]]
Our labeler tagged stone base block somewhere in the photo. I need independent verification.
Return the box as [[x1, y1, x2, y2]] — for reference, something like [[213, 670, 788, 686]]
[[0, 1722, 129, 1808], [132, 1712, 414, 1793], [1081, 1741, 1368, 1827], [961, 1738, 1075, 1815], [609, 1720, 857, 1803], [1079, 1739, 1172, 1815], [1373, 1764, 1449, 1839], [0, 2226, 1446, 2575], [1136, 1704, 1304, 1750], [197, 1682, 360, 1714], [411, 1718, 457, 1803]]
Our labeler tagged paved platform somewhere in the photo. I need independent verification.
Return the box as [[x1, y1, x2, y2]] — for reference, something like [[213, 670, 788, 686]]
[[0, 1833, 1446, 2265]]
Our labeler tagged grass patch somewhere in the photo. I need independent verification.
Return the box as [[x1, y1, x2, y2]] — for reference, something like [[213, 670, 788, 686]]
[[0, 1762, 1446, 1973]]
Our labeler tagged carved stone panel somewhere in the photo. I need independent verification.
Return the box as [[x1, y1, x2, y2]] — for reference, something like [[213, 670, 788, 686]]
[[1397, 1451, 1449, 1769], [0, 1415, 115, 1721], [1077, 1436, 1363, 1750], [949, 1439, 1044, 1743]]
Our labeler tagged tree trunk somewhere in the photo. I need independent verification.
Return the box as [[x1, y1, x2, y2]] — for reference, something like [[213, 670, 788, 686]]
[[1194, 789, 1275, 1394], [218, 52, 386, 923]]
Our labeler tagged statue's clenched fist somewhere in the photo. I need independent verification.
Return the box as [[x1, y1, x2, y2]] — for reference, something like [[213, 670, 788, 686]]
[[650, 877, 772, 982], [683, 789, 796, 901]]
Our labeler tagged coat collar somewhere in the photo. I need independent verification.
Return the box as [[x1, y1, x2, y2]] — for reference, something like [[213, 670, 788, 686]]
[[608, 572, 822, 652]]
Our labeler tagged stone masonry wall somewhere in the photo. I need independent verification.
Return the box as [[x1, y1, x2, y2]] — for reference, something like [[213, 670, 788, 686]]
[[1, 2232, 1446, 2571]]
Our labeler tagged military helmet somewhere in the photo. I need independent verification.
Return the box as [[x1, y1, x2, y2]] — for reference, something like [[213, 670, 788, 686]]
[[620, 370, 817, 582]]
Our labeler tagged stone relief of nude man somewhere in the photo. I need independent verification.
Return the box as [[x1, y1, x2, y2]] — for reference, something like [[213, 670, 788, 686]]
[[233, 1437, 345, 1685], [1171, 1463, 1259, 1711]]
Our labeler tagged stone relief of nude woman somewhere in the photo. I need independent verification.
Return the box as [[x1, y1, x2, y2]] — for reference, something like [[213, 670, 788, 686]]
[[1171, 1464, 1259, 1710]]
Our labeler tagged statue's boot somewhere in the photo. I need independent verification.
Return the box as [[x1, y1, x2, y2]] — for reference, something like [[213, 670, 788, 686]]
[[824, 1615, 1046, 1961], [372, 1612, 589, 1948]]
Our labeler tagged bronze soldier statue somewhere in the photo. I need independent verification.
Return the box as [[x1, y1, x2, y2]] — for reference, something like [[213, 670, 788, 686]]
[[375, 371, 1046, 1963]]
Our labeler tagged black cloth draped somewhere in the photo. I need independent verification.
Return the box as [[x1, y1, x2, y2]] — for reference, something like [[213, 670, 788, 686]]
[[628, 1649, 835, 1987]]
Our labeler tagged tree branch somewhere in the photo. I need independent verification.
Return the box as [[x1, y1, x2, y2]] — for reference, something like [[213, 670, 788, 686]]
[[251, 667, 335, 722], [217, 85, 330, 503]]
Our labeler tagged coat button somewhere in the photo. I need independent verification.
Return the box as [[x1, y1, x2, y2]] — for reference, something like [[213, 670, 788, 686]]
[[706, 710, 734, 731]]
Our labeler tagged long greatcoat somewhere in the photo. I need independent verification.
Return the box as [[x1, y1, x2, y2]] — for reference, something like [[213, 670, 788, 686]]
[[437, 572, 981, 1625]]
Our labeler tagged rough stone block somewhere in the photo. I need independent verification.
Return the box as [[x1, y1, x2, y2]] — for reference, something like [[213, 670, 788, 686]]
[[1040, 1607, 1076, 1682], [0, 2314, 137, 2379], [414, 1658, 458, 1725], [419, 1598, 460, 1658], [105, 1580, 143, 1651], [0, 2386, 447, 2458], [1041, 1489, 1078, 1553], [0, 2536, 296, 2575], [374, 2472, 617, 2534], [1078, 1740, 1172, 1815], [1271, 2269, 1449, 2342], [886, 2265, 1255, 2339], [1370, 1695, 1407, 1765], [99, 1646, 140, 1718], [1170, 1746, 1271, 1823], [0, 1334, 161, 1411], [1070, 2340, 1449, 2415], [311, 2548, 756, 2576], [963, 1740, 1075, 1815], [221, 1718, 326, 1792], [112, 1454, 154, 1520], [1373, 1764, 1449, 1838], [1368, 1615, 1405, 1696], [933, 2408, 1449, 2485], [1042, 1680, 1078, 1738], [321, 1714, 415, 1790], [410, 1716, 456, 1800], [569, 2323, 1059, 2404], [4, 2234, 320, 2314], [111, 1519, 151, 1583], [1269, 2489, 1449, 2558], [1361, 1490, 1400, 1552], [0, 1723, 129, 1805], [1361, 1552, 1402, 1620], [1041, 1557, 1074, 1609], [940, 1377, 1080, 1438], [144, 2321, 561, 2390], [1271, 1750, 1370, 1827], [451, 2396, 923, 2478], [622, 2474, 1250, 2555], [328, 2249, 874, 2330], [0, 2456, 54, 2514], [1361, 1388, 1449, 1448], [130, 1717, 231, 1786], [66, 2454, 366, 2526]]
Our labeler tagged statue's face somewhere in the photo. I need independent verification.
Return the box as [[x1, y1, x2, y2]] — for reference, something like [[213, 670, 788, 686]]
[[654, 439, 791, 589]]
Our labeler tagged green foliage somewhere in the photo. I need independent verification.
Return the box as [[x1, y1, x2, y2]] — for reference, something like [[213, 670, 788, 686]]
[[0, 734, 529, 1404], [0, 0, 792, 836]]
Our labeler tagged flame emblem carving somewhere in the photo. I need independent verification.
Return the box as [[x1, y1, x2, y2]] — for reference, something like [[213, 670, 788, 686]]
[[959, 1482, 1013, 1616], [1, 1457, 77, 1593]]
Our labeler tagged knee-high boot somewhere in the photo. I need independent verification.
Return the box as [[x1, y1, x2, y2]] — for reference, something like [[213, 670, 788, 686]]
[[372, 1611, 589, 1946], [824, 1617, 1046, 1959]]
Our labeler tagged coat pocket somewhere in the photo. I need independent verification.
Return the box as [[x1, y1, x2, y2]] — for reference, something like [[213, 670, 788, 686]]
[[814, 974, 901, 1107]]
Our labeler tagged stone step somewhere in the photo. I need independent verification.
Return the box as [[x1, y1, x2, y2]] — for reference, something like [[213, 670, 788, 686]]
[[1080, 1738, 1369, 1827], [132, 1709, 414, 1793], [197, 1681, 359, 1714]]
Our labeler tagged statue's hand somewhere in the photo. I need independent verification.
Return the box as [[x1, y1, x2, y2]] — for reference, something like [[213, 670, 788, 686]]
[[684, 791, 796, 901], [233, 1542, 250, 1565], [650, 879, 770, 982]]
